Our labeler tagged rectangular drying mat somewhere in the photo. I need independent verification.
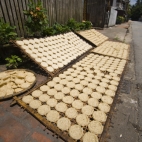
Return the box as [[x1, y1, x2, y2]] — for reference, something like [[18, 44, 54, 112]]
[[14, 53, 128, 142], [76, 29, 109, 47], [91, 41, 130, 60], [13, 32, 93, 77]]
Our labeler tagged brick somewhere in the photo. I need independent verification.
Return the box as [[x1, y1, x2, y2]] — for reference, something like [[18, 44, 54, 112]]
[[10, 105, 28, 119], [22, 113, 42, 129], [0, 117, 30, 142], [31, 132, 52, 142]]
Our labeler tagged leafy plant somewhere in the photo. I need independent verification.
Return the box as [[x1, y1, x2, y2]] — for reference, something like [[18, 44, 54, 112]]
[[23, 0, 48, 37], [0, 18, 17, 45], [67, 18, 81, 31], [42, 26, 55, 36], [83, 21, 92, 29], [53, 23, 70, 34], [67, 18, 92, 31], [5, 55, 22, 68], [42, 22, 70, 36], [116, 16, 125, 24]]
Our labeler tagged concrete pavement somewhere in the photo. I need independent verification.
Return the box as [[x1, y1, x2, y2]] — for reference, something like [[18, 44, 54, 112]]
[[99, 21, 142, 142], [131, 21, 142, 142]]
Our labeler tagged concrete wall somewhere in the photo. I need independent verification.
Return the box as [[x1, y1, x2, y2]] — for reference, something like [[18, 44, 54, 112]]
[[108, 7, 118, 26]]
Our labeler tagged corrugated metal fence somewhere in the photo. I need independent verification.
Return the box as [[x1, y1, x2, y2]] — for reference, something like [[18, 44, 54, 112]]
[[0, 0, 83, 37]]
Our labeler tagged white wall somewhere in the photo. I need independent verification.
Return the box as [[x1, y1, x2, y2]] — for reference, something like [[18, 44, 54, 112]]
[[112, 0, 117, 7], [108, 7, 118, 26]]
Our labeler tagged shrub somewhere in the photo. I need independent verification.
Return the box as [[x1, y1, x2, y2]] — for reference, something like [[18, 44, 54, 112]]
[[0, 18, 17, 45], [116, 16, 125, 24], [23, 0, 48, 37], [5, 55, 22, 69]]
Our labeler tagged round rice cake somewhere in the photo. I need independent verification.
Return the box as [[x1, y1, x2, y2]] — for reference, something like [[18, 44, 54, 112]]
[[70, 89, 79, 97], [25, 75, 36, 83], [47, 98, 57, 107], [60, 79, 68, 85], [88, 98, 99, 107], [40, 85, 49, 92], [57, 117, 71, 131], [39, 94, 50, 102], [83, 132, 98, 142], [76, 114, 89, 126], [15, 79, 25, 84], [62, 87, 70, 94], [32, 90, 43, 98], [72, 100, 83, 109], [98, 103, 110, 113], [14, 88, 22, 93], [47, 89, 57, 96], [88, 121, 103, 135], [75, 84, 84, 91], [29, 100, 41, 109], [73, 78, 80, 84], [37, 105, 51, 115], [53, 77, 61, 83], [54, 92, 64, 100], [69, 125, 83, 140], [110, 80, 119, 86], [21, 82, 30, 89], [101, 95, 113, 104], [108, 85, 117, 91], [62, 96, 74, 104], [93, 111, 107, 123], [17, 72, 26, 78], [65, 107, 78, 119], [46, 110, 60, 122], [54, 84, 63, 91], [78, 93, 89, 102], [22, 95, 33, 104], [83, 87, 92, 95], [55, 102, 67, 112], [47, 67, 54, 72], [47, 81, 56, 88], [91, 92, 102, 99], [99, 82, 108, 88], [96, 86, 105, 94], [82, 105, 94, 115], [105, 89, 115, 97], [66, 76, 73, 81], [0, 92, 6, 97], [80, 80, 88, 86], [59, 74, 66, 79], [67, 82, 75, 88], [87, 83, 97, 90]]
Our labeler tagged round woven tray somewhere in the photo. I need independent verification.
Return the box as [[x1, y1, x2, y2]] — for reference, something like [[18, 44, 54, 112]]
[[0, 69, 37, 100]]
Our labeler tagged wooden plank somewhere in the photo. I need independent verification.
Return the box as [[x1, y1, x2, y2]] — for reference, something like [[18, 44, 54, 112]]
[[5, 0, 14, 26], [0, 1, 9, 22], [51, 0, 56, 25], [45, 0, 50, 25], [14, 0, 24, 37], [55, 0, 60, 23], [17, 0, 26, 37], [9, 0, 20, 36], [0, 1, 4, 18]]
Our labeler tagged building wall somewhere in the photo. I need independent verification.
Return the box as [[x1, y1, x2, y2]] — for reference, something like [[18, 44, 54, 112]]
[[108, 7, 118, 26]]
